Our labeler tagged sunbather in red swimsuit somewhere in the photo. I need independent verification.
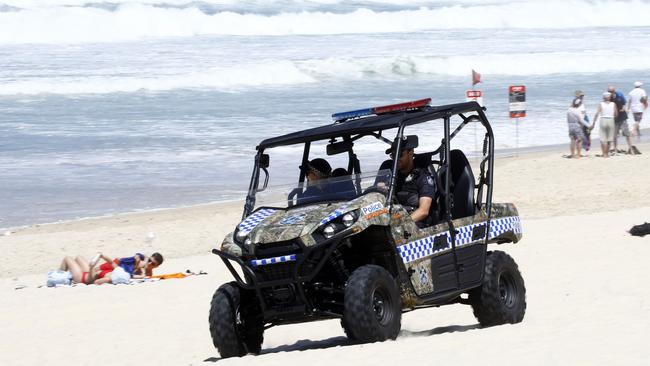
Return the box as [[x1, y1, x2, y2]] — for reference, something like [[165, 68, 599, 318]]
[[80, 259, 117, 283]]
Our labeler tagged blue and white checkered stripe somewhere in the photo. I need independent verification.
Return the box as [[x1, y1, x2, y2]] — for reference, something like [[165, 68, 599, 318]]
[[238, 208, 276, 234], [455, 222, 486, 247], [319, 205, 349, 226], [398, 216, 521, 264], [397, 232, 451, 264], [488, 216, 522, 238], [249, 254, 297, 267]]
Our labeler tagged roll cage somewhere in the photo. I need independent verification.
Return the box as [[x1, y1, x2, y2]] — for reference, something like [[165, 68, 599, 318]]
[[243, 101, 495, 227]]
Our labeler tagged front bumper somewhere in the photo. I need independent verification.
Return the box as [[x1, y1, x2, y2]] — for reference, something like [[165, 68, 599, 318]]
[[212, 231, 348, 320]]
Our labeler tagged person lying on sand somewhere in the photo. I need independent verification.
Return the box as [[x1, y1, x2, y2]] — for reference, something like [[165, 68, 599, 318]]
[[58, 252, 163, 285]]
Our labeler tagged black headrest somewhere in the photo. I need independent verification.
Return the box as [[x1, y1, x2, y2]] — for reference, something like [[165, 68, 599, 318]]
[[450, 150, 471, 181], [378, 159, 394, 171], [331, 168, 348, 177], [413, 152, 434, 169]]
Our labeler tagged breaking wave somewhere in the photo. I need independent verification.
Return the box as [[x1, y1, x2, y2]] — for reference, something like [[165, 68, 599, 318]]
[[3, 48, 650, 95], [1, 0, 650, 44], [0, 61, 316, 95]]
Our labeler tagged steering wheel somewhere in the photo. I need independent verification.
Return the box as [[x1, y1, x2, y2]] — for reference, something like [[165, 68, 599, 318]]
[[362, 186, 388, 196]]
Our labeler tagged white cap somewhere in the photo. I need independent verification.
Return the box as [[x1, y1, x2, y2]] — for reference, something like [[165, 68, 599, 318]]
[[634, 81, 643, 87], [602, 92, 612, 99]]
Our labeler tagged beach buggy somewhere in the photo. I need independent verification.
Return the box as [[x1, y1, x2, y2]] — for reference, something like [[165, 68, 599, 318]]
[[209, 99, 526, 358]]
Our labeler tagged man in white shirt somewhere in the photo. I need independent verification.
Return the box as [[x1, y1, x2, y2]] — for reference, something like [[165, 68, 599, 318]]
[[627, 81, 647, 139]]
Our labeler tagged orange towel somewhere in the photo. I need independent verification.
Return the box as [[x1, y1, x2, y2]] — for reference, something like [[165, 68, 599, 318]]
[[148, 272, 188, 279]]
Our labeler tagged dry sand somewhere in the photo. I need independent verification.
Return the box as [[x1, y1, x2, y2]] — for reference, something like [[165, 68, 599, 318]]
[[1, 143, 649, 365]]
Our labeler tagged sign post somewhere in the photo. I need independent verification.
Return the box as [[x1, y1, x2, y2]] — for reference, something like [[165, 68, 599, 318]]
[[509, 85, 526, 152], [466, 90, 483, 106], [466, 90, 483, 155]]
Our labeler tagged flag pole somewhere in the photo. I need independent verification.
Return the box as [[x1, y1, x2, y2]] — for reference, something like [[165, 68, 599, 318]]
[[472, 69, 477, 160]]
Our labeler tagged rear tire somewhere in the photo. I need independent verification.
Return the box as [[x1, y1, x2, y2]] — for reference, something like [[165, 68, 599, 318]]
[[209, 282, 264, 358], [343, 265, 401, 342], [469, 251, 526, 327]]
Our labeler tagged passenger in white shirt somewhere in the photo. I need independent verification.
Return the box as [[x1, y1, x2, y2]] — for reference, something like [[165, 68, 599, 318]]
[[627, 81, 647, 139]]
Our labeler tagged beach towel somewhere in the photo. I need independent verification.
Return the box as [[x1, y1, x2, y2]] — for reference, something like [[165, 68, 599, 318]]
[[148, 270, 207, 280], [149, 273, 188, 279]]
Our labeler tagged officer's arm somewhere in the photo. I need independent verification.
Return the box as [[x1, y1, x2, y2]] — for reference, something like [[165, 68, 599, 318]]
[[411, 197, 432, 223]]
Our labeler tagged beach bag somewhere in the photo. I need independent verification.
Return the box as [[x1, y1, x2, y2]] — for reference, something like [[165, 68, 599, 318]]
[[630, 222, 650, 237], [46, 270, 72, 287], [111, 266, 131, 284]]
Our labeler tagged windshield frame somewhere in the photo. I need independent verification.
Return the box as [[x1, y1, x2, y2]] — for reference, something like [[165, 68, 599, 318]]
[[241, 103, 495, 222]]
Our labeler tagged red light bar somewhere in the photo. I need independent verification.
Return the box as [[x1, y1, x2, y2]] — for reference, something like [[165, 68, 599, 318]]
[[373, 98, 431, 115]]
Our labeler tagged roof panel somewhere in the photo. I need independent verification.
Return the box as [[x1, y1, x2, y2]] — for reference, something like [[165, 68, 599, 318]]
[[257, 102, 483, 150]]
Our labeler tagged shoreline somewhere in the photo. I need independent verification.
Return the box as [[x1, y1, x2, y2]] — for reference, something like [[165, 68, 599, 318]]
[[4, 128, 649, 233], [1, 197, 245, 234], [2, 140, 649, 278]]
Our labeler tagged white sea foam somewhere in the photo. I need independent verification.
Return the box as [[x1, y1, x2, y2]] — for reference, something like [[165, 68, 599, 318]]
[[3, 48, 649, 95], [1, 0, 650, 44], [304, 48, 650, 77], [0, 0, 509, 9], [0, 60, 315, 95]]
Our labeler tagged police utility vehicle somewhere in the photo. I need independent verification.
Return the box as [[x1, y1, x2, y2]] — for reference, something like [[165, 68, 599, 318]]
[[209, 99, 526, 358]]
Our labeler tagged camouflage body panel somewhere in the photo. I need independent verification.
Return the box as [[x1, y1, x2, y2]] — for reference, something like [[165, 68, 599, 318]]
[[221, 231, 241, 257], [220, 192, 390, 256], [487, 202, 522, 244], [393, 202, 522, 299], [221, 197, 522, 307]]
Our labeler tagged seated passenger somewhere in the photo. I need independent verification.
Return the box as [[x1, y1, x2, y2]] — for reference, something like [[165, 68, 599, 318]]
[[298, 158, 332, 203], [386, 135, 436, 228]]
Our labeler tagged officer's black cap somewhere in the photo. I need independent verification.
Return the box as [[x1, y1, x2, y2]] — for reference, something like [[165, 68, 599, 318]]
[[386, 135, 419, 155], [300, 158, 332, 177]]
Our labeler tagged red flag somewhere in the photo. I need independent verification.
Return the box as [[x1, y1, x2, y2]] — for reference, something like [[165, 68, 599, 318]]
[[472, 69, 481, 86]]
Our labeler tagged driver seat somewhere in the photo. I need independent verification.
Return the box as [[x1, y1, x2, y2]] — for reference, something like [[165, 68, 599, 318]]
[[447, 149, 476, 219]]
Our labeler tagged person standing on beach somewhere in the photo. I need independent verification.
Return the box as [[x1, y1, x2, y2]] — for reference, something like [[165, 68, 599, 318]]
[[574, 90, 591, 152], [592, 92, 618, 158], [567, 98, 588, 158], [608, 85, 632, 154], [627, 81, 647, 140]]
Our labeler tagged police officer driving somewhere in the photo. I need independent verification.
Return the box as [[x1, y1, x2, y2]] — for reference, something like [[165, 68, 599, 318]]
[[387, 135, 436, 228]]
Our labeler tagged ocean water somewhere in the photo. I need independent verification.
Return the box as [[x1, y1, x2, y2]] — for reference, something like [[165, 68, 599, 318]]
[[1, 0, 650, 228]]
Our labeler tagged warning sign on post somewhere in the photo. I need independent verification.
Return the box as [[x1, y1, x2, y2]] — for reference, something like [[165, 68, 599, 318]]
[[509, 85, 526, 118], [466, 90, 483, 106]]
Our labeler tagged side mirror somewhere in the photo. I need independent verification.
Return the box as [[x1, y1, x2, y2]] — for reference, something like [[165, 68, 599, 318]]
[[259, 154, 270, 169], [327, 140, 353, 156]]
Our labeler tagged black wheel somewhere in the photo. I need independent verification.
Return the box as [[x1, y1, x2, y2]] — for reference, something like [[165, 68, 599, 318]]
[[340, 318, 356, 342], [343, 265, 401, 342], [209, 282, 264, 358], [469, 251, 526, 327]]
